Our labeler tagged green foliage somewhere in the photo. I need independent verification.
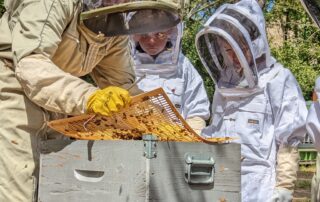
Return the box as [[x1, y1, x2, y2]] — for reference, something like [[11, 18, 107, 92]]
[[295, 179, 312, 189], [271, 42, 319, 99], [265, 0, 320, 100]]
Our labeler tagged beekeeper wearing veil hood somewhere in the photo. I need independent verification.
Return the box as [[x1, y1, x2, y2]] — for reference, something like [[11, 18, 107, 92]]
[[195, 0, 307, 201], [131, 23, 210, 134]]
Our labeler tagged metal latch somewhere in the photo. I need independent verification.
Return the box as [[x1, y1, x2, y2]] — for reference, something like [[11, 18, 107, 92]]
[[142, 134, 157, 159], [184, 153, 215, 185]]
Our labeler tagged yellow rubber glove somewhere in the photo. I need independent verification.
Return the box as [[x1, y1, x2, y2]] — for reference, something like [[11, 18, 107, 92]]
[[86, 86, 131, 116]]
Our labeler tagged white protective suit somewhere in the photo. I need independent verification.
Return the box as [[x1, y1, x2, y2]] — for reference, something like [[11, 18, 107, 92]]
[[134, 52, 211, 133], [306, 77, 320, 202], [306, 77, 320, 151], [132, 24, 210, 133], [196, 1, 307, 201]]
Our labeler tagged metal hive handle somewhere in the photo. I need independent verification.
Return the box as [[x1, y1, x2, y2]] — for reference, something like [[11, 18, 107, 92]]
[[184, 153, 215, 185], [74, 169, 105, 183]]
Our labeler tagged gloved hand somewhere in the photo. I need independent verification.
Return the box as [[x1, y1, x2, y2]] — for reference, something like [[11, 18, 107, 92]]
[[186, 116, 206, 135], [86, 86, 131, 116], [270, 187, 293, 202]]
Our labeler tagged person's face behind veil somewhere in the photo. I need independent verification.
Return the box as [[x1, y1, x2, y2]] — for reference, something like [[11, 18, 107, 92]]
[[135, 31, 169, 56]]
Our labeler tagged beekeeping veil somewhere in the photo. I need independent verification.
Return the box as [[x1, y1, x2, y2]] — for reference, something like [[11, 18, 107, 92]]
[[81, 0, 189, 36], [131, 22, 183, 77], [300, 0, 320, 29], [195, 0, 275, 96]]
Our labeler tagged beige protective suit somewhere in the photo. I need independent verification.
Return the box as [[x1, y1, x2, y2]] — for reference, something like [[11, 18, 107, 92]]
[[0, 1, 139, 201]]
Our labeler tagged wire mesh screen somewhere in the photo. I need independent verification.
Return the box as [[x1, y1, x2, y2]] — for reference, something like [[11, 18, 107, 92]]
[[48, 88, 231, 143]]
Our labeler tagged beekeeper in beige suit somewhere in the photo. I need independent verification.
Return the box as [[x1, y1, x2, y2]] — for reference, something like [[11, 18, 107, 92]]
[[0, 0, 187, 201]]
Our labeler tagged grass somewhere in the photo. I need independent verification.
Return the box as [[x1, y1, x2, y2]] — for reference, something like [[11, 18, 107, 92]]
[[299, 164, 316, 173], [293, 165, 315, 200], [293, 199, 311, 202], [295, 179, 312, 189]]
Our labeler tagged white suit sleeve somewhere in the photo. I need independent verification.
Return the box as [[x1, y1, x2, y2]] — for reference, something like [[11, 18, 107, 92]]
[[306, 101, 320, 151], [273, 69, 308, 147], [306, 77, 320, 151], [267, 68, 305, 195], [181, 56, 210, 121]]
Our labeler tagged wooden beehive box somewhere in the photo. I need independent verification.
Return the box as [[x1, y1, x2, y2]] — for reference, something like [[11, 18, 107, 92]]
[[39, 89, 240, 201], [38, 139, 241, 202]]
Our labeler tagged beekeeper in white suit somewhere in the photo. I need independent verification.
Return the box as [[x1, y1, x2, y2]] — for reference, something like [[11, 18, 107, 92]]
[[300, 1, 320, 201], [306, 77, 320, 202], [196, 0, 307, 201], [131, 23, 210, 134], [306, 77, 320, 151]]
